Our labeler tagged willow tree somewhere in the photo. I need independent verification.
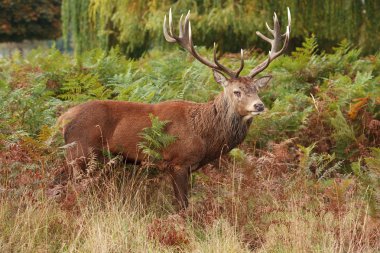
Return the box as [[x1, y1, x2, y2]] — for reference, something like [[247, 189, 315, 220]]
[[62, 0, 380, 57]]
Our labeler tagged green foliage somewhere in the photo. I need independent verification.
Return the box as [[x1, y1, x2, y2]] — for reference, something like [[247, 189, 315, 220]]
[[108, 49, 218, 103], [58, 73, 111, 101], [330, 109, 357, 159], [298, 143, 343, 180], [246, 36, 379, 169], [62, 0, 96, 54], [138, 114, 177, 161], [298, 143, 316, 173], [0, 0, 61, 42], [79, 47, 132, 81], [62, 0, 380, 56], [292, 35, 319, 62], [229, 148, 246, 163], [248, 93, 313, 145], [0, 79, 59, 136]]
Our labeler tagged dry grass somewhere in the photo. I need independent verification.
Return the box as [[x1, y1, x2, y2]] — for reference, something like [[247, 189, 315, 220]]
[[1, 149, 379, 253]]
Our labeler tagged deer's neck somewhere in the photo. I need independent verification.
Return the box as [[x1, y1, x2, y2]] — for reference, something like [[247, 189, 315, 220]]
[[191, 92, 252, 155]]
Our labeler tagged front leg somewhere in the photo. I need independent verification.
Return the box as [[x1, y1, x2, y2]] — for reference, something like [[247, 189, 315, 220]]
[[169, 166, 190, 209]]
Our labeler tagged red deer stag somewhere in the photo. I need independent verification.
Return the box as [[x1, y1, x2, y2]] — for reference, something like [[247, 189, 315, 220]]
[[59, 8, 291, 208]]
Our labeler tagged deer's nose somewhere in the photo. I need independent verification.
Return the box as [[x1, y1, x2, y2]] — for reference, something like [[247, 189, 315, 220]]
[[254, 103, 265, 112]]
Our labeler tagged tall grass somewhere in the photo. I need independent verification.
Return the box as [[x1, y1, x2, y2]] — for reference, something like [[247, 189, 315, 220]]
[[1, 163, 379, 252]]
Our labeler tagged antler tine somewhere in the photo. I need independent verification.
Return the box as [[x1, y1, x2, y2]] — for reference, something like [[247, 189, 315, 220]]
[[213, 43, 237, 77], [163, 14, 176, 42], [163, 9, 244, 78], [182, 11, 191, 49], [169, 8, 173, 36], [256, 31, 272, 44], [284, 7, 291, 36], [178, 14, 184, 37], [248, 8, 291, 78], [272, 12, 281, 51], [236, 49, 245, 77], [265, 22, 274, 35]]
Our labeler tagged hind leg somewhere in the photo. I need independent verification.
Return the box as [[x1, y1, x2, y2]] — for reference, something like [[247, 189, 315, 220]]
[[54, 141, 92, 184], [169, 166, 190, 209], [50, 142, 88, 193]]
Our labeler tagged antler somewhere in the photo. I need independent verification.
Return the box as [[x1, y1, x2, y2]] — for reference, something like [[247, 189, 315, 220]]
[[163, 8, 244, 78], [248, 7, 291, 78]]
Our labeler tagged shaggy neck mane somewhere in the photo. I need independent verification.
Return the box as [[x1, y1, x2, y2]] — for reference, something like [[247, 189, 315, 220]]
[[190, 92, 252, 157]]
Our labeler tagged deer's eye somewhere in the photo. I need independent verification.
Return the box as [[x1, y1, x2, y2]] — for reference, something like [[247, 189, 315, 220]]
[[233, 91, 241, 98]]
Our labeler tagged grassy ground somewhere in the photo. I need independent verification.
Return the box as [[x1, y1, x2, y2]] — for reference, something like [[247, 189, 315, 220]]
[[1, 156, 379, 252]]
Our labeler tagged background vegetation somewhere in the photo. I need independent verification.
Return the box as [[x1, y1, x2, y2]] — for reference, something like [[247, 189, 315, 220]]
[[0, 0, 380, 252], [63, 0, 380, 57]]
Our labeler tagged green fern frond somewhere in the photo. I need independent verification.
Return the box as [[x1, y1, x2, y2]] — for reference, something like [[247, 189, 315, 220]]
[[330, 109, 357, 159], [58, 73, 111, 102], [292, 35, 318, 60], [138, 114, 177, 161]]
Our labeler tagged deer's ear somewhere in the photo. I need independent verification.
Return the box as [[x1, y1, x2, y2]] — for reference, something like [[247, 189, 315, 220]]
[[213, 70, 229, 87], [255, 75, 272, 89]]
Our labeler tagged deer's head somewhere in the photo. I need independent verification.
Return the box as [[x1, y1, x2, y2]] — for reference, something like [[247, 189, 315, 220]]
[[212, 71, 271, 118], [163, 8, 291, 119]]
